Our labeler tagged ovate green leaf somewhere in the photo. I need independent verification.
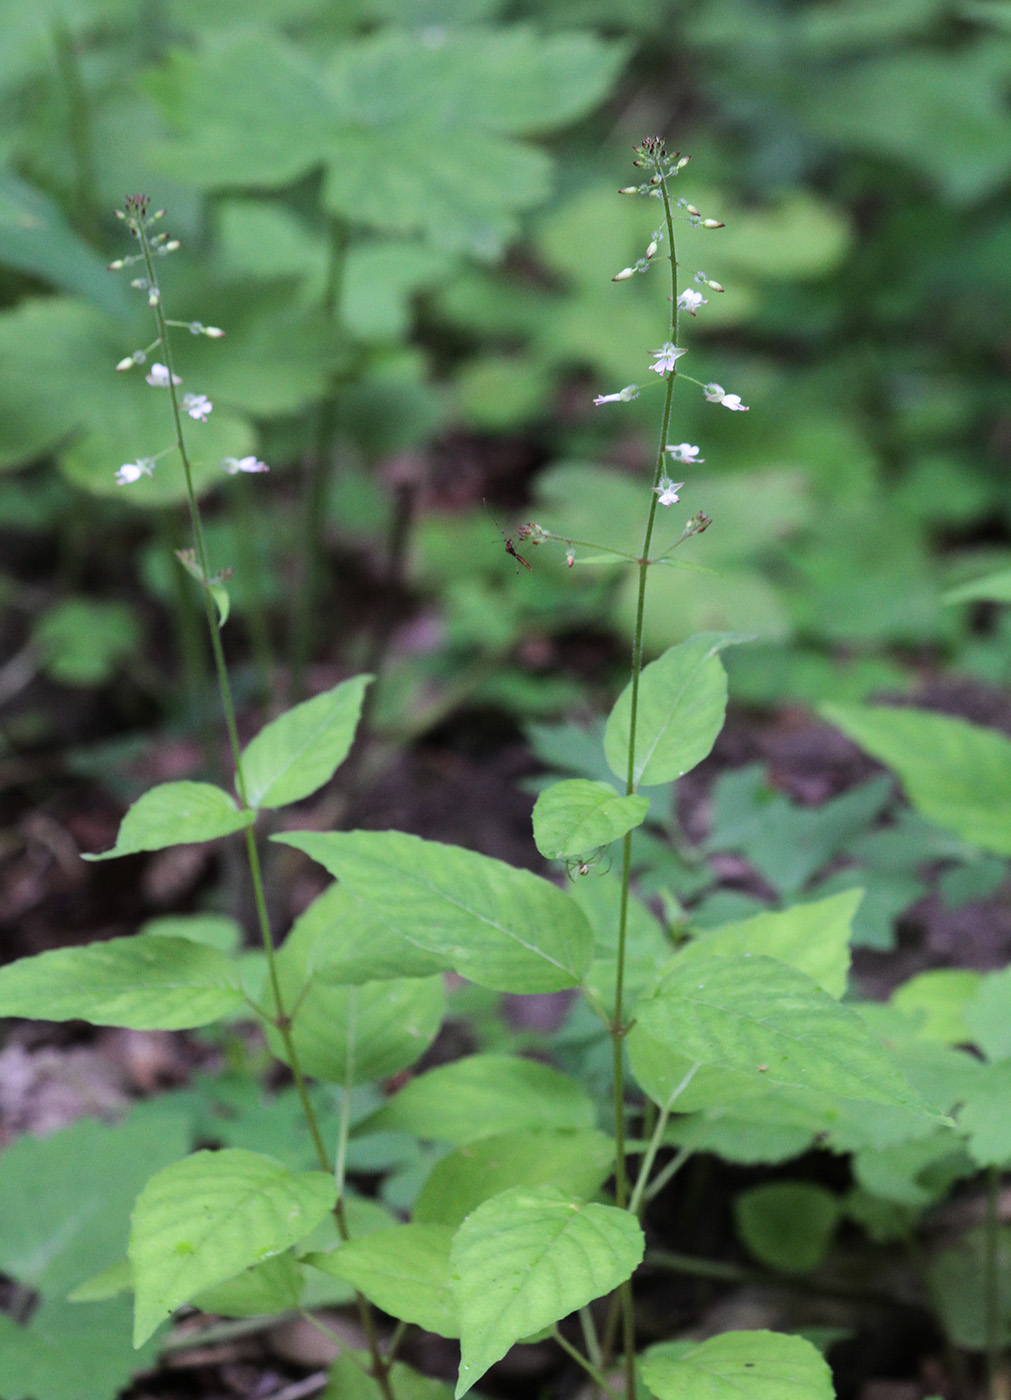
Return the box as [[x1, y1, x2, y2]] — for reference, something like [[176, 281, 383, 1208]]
[[641, 1329, 834, 1400], [130, 1149, 335, 1346], [823, 703, 1011, 855], [532, 779, 649, 860], [0, 936, 244, 1029], [633, 952, 932, 1113], [240, 675, 371, 809], [605, 634, 742, 787], [451, 1186, 643, 1397], [365, 1055, 595, 1145], [83, 781, 254, 860], [308, 1224, 457, 1337], [275, 830, 592, 993]]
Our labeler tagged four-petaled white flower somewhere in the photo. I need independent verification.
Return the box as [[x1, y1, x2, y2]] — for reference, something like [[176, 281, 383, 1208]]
[[650, 343, 687, 375], [145, 362, 181, 387], [115, 458, 155, 485], [222, 455, 269, 475], [666, 442, 704, 464], [703, 382, 749, 411], [653, 476, 684, 507], [594, 384, 640, 405], [676, 288, 707, 316], [183, 393, 212, 421]]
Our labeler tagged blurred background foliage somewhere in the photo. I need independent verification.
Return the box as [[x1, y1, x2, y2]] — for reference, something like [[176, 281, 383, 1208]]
[[1, 0, 1010, 747]]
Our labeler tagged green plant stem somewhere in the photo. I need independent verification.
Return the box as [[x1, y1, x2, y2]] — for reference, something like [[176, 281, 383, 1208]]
[[627, 1067, 699, 1217], [605, 156, 681, 1398], [230, 475, 278, 708], [986, 1164, 1002, 1399], [552, 1325, 621, 1397], [133, 208, 396, 1400]]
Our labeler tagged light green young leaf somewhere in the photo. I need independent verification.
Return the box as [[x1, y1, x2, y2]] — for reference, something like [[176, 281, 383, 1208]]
[[964, 966, 1011, 1060], [413, 1129, 614, 1228], [83, 781, 254, 860], [605, 634, 745, 788], [641, 1329, 834, 1400], [308, 1224, 458, 1337], [633, 951, 933, 1114], [240, 674, 371, 809], [0, 936, 245, 1030], [532, 779, 649, 860], [451, 1186, 644, 1398], [823, 703, 1011, 855], [891, 968, 982, 1045], [275, 830, 593, 993], [265, 976, 446, 1085], [130, 1149, 335, 1347], [693, 888, 862, 998], [365, 1054, 596, 1145]]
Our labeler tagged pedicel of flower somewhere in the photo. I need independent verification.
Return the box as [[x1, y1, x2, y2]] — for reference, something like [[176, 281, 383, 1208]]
[[653, 476, 684, 507]]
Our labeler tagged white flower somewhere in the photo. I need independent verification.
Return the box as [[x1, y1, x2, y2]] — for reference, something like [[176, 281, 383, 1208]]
[[653, 476, 684, 507], [594, 384, 640, 406], [676, 288, 707, 316], [183, 393, 212, 421], [666, 442, 704, 464], [704, 382, 749, 411], [650, 343, 687, 375], [115, 458, 154, 485], [222, 455, 269, 475], [145, 362, 181, 387]]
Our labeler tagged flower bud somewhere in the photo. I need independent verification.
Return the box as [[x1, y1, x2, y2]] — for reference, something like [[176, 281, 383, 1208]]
[[706, 279, 725, 292], [685, 204, 701, 217], [702, 219, 725, 229], [677, 156, 691, 169], [108, 259, 125, 271], [203, 326, 225, 338], [618, 186, 639, 194], [645, 240, 659, 260], [115, 356, 135, 372], [612, 267, 636, 281]]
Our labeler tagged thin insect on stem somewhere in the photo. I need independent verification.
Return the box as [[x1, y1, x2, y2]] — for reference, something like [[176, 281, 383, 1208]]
[[484, 501, 535, 572]]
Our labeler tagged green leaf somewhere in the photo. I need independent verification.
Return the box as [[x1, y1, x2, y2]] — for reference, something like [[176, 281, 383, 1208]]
[[365, 1055, 596, 1146], [130, 1149, 335, 1346], [274, 830, 593, 993], [145, 29, 626, 257], [964, 966, 1011, 1060], [532, 779, 649, 860], [34, 598, 140, 686], [641, 1330, 834, 1400], [0, 936, 245, 1029], [265, 976, 446, 1085], [0, 168, 131, 316], [413, 1130, 615, 1228], [929, 1226, 1011, 1350], [192, 1251, 304, 1318], [240, 674, 371, 809], [632, 952, 933, 1113], [326, 1353, 453, 1400], [891, 969, 982, 1045], [0, 1297, 157, 1400], [945, 568, 1011, 605], [309, 1224, 458, 1337], [280, 882, 451, 985], [957, 1060, 1011, 1166], [83, 781, 254, 860], [694, 888, 862, 999], [0, 1112, 188, 1295], [451, 1186, 643, 1398], [605, 634, 742, 788], [823, 703, 1011, 855], [734, 1183, 841, 1274]]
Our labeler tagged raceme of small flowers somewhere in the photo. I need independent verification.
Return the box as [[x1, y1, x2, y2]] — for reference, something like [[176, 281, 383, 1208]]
[[115, 363, 269, 484]]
